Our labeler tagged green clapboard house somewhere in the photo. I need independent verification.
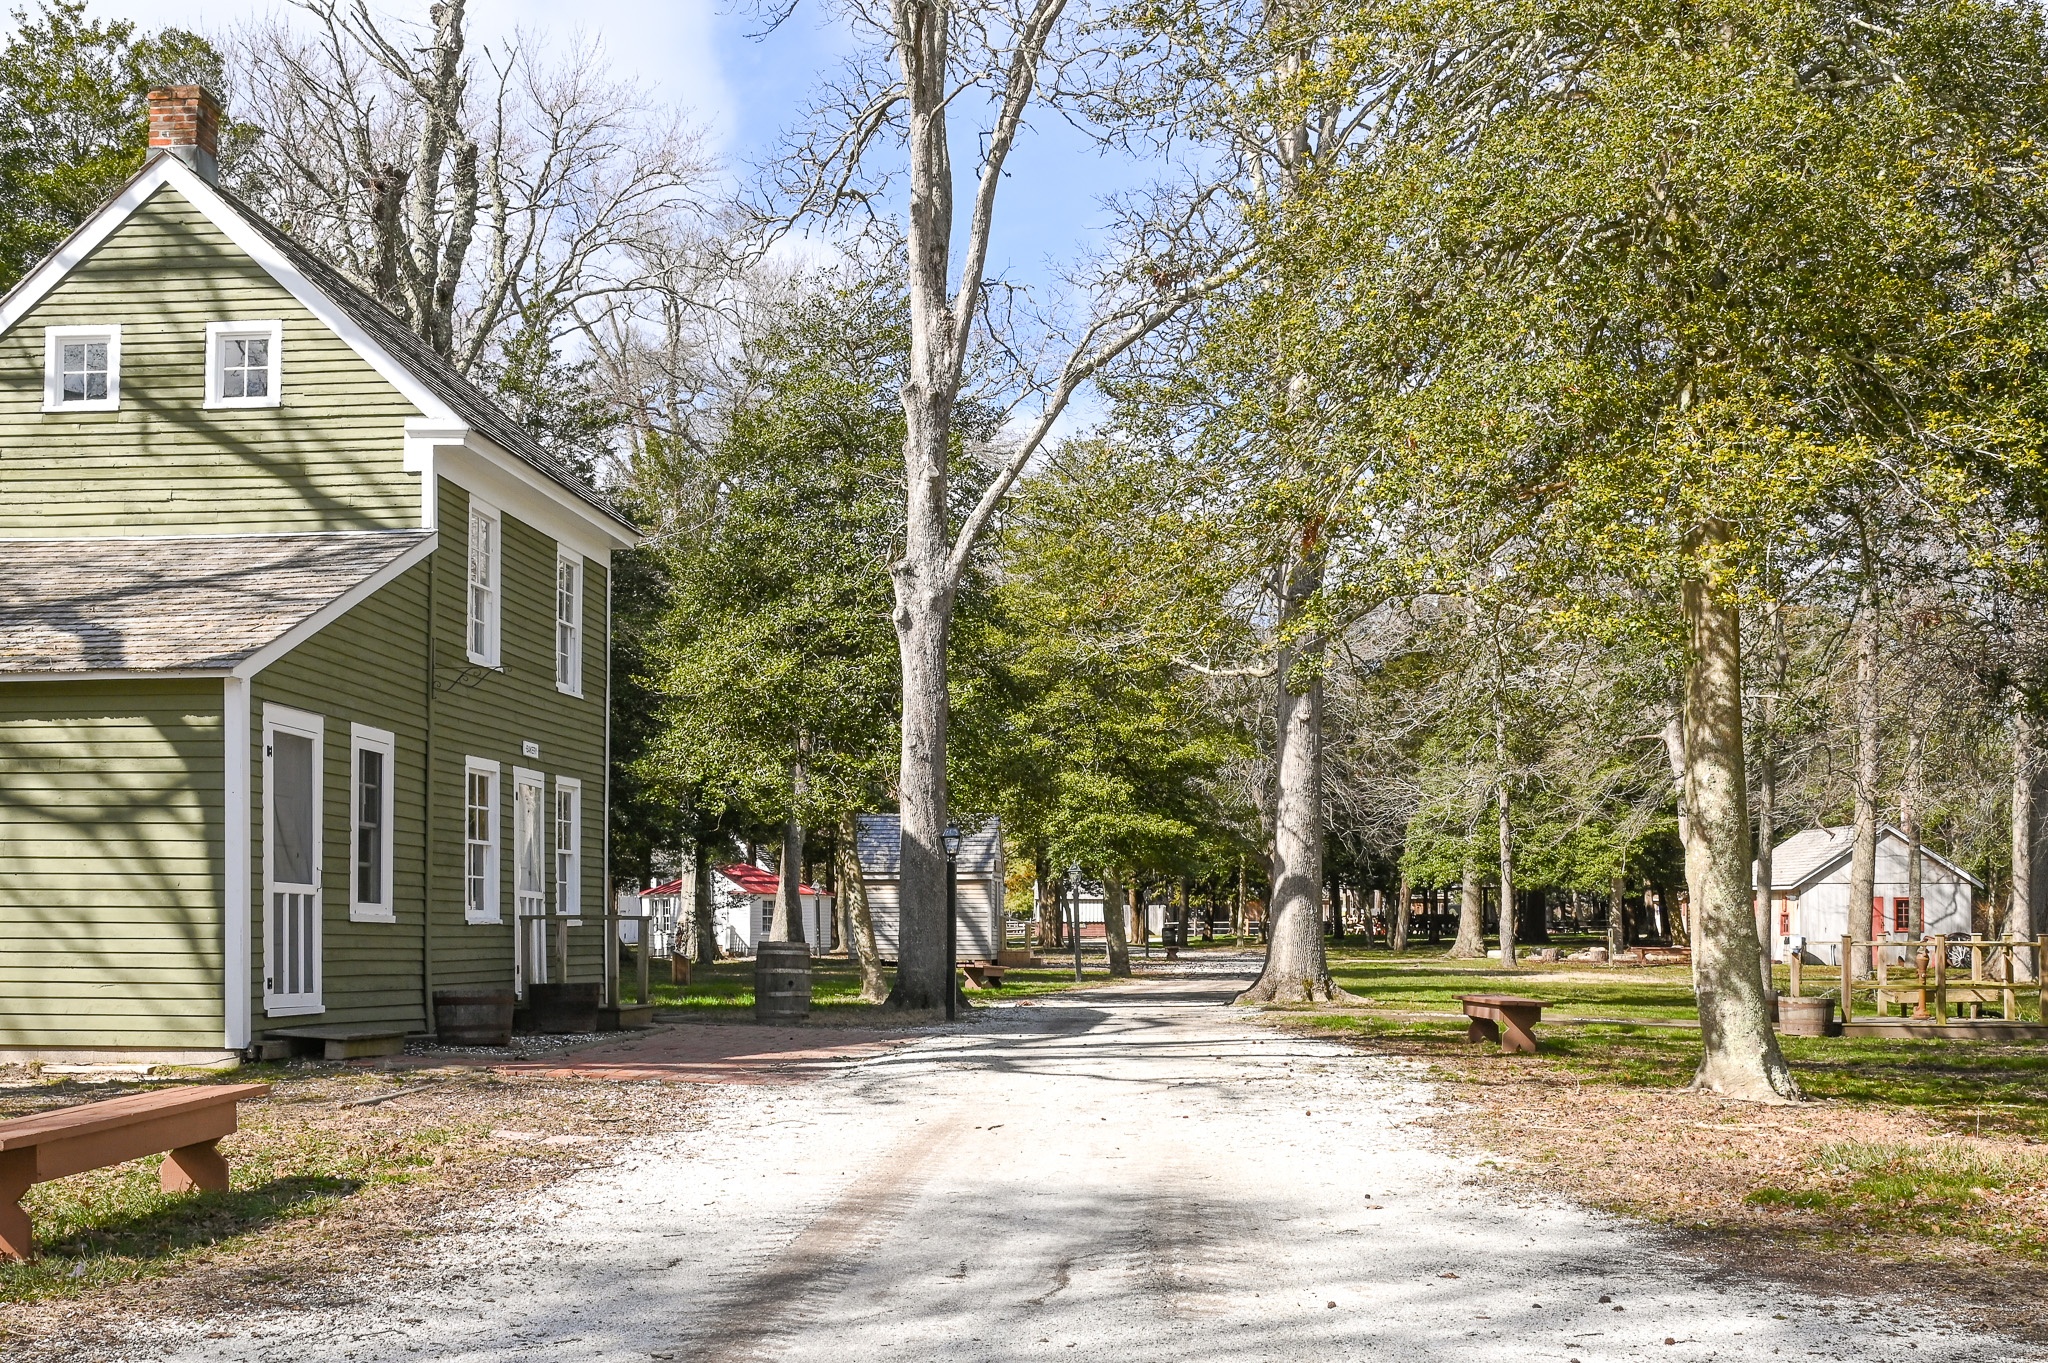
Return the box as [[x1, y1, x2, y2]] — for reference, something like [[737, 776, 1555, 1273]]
[[0, 89, 640, 1064]]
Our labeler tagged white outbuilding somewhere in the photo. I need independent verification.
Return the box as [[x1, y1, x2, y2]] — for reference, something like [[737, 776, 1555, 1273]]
[[1760, 825, 1981, 966], [635, 865, 835, 958], [855, 814, 1005, 962]]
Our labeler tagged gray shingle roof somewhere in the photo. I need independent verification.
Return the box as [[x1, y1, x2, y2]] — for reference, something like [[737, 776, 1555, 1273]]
[[204, 183, 637, 536], [1763, 824, 1983, 890], [856, 814, 1001, 878], [0, 532, 430, 674]]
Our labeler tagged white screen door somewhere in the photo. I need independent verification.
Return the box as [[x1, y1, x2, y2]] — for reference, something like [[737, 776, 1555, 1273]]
[[264, 708, 324, 1015], [513, 769, 546, 992]]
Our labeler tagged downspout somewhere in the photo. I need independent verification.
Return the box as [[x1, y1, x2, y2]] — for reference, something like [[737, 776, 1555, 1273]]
[[603, 562, 614, 1005], [222, 675, 251, 1052], [421, 542, 437, 1032]]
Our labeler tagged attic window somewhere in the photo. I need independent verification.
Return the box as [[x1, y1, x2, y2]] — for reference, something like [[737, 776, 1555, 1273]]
[[205, 320, 283, 408], [43, 326, 120, 411]]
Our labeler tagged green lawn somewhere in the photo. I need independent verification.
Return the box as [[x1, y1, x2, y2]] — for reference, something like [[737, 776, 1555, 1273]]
[[1282, 940, 2048, 1138]]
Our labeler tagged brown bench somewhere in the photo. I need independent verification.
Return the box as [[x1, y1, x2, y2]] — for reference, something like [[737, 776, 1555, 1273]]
[[1458, 994, 1545, 1054], [960, 960, 1006, 989], [0, 1083, 270, 1260]]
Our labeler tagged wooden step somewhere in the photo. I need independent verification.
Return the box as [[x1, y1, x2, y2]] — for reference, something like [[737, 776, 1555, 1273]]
[[268, 1026, 409, 1060]]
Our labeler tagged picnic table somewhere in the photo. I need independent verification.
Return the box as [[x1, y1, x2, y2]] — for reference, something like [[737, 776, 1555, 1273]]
[[1458, 994, 1545, 1054]]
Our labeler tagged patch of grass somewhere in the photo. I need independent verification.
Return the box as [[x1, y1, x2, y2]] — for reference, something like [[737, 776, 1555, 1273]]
[[0, 1078, 469, 1306], [1745, 1141, 2048, 1250], [0, 1069, 676, 1315]]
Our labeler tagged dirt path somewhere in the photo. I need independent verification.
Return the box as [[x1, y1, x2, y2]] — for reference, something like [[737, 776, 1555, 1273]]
[[127, 972, 2037, 1362]]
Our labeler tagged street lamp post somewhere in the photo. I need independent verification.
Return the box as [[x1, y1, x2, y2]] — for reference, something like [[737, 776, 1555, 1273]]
[[943, 823, 963, 1021]]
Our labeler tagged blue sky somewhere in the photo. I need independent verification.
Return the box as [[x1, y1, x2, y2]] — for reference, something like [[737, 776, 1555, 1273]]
[[78, 0, 1136, 307]]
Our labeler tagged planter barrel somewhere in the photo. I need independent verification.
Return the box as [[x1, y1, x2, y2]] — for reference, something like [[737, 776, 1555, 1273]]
[[434, 988, 515, 1047], [1775, 996, 1837, 1038], [527, 982, 601, 1035], [754, 942, 812, 1023]]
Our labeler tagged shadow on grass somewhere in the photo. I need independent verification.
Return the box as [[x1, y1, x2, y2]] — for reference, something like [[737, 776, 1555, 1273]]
[[3, 1170, 360, 1301]]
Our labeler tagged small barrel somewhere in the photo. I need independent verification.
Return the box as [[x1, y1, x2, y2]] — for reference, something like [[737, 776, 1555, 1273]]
[[1775, 996, 1836, 1037], [434, 988, 515, 1047], [754, 941, 812, 1022], [527, 981, 602, 1034]]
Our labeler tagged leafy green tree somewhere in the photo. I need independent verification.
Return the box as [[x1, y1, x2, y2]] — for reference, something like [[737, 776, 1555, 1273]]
[[0, 0, 224, 287]]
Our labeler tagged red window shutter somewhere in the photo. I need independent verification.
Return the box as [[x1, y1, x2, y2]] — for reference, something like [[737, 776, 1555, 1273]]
[[1874, 897, 1886, 938]]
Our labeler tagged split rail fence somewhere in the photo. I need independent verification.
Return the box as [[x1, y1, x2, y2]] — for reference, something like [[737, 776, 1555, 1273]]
[[1784, 935, 2048, 1022]]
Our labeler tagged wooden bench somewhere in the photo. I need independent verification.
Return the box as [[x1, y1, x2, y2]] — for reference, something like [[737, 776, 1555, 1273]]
[[0, 1083, 270, 1259], [960, 960, 1006, 989], [1458, 994, 1545, 1054]]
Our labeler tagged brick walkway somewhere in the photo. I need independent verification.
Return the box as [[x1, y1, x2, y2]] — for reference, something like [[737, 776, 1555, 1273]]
[[380, 1024, 917, 1085]]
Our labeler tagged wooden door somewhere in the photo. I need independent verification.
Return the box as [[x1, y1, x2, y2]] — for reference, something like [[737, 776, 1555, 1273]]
[[264, 708, 323, 1016]]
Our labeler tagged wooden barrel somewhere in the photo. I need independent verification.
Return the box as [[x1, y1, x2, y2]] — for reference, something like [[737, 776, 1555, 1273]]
[[1775, 996, 1836, 1037], [754, 942, 812, 1023], [433, 989, 515, 1047], [528, 982, 602, 1034]]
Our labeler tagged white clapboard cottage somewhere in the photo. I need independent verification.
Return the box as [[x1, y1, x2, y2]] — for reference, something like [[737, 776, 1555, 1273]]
[[855, 815, 1004, 963], [1761, 825, 1980, 965]]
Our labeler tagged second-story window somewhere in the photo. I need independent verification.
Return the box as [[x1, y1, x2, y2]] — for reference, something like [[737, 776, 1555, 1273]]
[[555, 554, 581, 694], [467, 501, 501, 667], [205, 321, 283, 408], [43, 326, 120, 411]]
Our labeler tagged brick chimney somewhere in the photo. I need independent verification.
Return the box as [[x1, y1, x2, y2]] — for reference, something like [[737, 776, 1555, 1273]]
[[146, 87, 221, 183]]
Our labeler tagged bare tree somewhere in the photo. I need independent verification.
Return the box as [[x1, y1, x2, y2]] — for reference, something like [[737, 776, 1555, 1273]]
[[755, 0, 1245, 1008], [233, 0, 710, 371]]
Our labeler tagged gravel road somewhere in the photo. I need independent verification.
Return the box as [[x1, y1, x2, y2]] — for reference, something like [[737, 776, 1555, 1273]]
[[136, 970, 2037, 1362]]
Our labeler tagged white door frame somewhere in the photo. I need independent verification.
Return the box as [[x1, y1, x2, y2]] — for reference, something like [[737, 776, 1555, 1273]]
[[262, 704, 325, 1017], [512, 766, 547, 994]]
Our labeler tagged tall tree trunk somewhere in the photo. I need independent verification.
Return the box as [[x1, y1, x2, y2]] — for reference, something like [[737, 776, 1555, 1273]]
[[837, 813, 888, 1002], [1496, 782, 1517, 968], [1682, 524, 1799, 1102], [1034, 845, 1060, 947], [1237, 552, 1339, 1001], [769, 819, 804, 944], [1848, 567, 1880, 979], [692, 837, 719, 966], [1449, 855, 1485, 957], [1754, 601, 1787, 1000], [2009, 710, 2041, 979], [1904, 723, 1924, 938], [1391, 874, 1411, 952], [887, 0, 965, 1013], [1607, 874, 1625, 959], [1103, 869, 1132, 977]]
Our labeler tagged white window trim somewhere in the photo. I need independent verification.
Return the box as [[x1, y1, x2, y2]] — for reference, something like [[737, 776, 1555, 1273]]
[[203, 319, 284, 409], [349, 722, 397, 923], [554, 775, 582, 917], [466, 499, 502, 668], [555, 551, 583, 696], [42, 324, 120, 411], [464, 755, 501, 924]]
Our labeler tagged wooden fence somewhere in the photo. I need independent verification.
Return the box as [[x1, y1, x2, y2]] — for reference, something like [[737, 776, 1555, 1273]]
[[1785, 935, 2048, 1021]]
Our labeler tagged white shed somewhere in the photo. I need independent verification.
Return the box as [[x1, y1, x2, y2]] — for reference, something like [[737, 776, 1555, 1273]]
[[1759, 825, 1981, 965], [855, 815, 1005, 963], [710, 864, 834, 955]]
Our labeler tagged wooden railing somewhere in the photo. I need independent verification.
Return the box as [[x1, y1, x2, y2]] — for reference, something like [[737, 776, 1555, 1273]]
[[1786, 935, 2048, 1021]]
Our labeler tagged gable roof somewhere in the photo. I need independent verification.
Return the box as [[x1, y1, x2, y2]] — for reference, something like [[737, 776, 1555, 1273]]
[[716, 864, 822, 897], [1764, 825, 1983, 891], [856, 814, 1002, 879], [0, 154, 638, 542], [0, 531, 433, 677]]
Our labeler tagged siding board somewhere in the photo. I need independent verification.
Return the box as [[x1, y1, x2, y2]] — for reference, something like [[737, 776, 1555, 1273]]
[[0, 186, 421, 534], [0, 681, 225, 1048]]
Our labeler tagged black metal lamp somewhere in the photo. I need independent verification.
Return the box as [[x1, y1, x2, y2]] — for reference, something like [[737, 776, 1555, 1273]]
[[942, 823, 962, 1020]]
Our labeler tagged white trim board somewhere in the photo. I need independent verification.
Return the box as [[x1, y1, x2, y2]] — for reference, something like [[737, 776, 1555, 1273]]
[[222, 676, 251, 1051]]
